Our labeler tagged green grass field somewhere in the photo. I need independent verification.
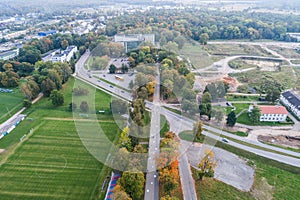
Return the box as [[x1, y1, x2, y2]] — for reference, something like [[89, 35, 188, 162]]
[[226, 95, 260, 102], [230, 66, 296, 90], [204, 44, 272, 57], [0, 78, 122, 199], [0, 89, 24, 124], [179, 42, 223, 69], [267, 46, 300, 59], [86, 55, 109, 70]]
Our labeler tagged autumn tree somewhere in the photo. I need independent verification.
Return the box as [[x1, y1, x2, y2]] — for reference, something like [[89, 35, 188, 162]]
[[119, 126, 132, 151], [193, 121, 203, 141], [161, 195, 180, 200], [195, 149, 216, 180]]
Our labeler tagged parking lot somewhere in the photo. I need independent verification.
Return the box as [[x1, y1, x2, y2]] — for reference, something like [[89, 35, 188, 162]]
[[98, 73, 135, 90]]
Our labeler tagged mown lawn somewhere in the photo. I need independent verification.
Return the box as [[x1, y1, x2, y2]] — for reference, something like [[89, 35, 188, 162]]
[[0, 77, 122, 200], [0, 88, 24, 124]]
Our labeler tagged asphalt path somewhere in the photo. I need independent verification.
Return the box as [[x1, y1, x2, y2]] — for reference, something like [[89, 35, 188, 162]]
[[144, 64, 160, 200], [76, 51, 300, 170]]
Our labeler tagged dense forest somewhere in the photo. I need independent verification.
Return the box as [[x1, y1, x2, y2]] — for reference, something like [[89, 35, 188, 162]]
[[106, 8, 300, 42]]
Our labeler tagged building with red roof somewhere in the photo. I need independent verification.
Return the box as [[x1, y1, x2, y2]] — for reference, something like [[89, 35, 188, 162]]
[[249, 105, 288, 122]]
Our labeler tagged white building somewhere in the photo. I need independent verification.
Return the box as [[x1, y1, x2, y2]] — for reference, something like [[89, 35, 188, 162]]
[[280, 91, 300, 119], [249, 105, 288, 122], [0, 49, 19, 60], [51, 46, 77, 63], [114, 34, 155, 53]]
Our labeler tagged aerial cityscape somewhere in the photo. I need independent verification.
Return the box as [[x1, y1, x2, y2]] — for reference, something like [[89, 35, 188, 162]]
[[0, 0, 299, 200]]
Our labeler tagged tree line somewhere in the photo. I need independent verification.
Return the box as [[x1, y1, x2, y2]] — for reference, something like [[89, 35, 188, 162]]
[[106, 8, 300, 42]]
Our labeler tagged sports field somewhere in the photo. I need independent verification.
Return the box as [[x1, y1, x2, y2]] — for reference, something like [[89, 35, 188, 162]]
[[0, 89, 24, 124], [0, 78, 122, 199]]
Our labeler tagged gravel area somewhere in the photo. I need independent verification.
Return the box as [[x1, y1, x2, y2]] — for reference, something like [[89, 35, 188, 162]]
[[184, 142, 255, 191]]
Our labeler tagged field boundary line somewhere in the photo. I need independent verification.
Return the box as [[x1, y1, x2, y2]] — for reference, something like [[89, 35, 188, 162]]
[[0, 121, 45, 167]]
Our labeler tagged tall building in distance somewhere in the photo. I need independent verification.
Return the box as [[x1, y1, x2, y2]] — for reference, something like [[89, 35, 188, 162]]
[[114, 34, 155, 53]]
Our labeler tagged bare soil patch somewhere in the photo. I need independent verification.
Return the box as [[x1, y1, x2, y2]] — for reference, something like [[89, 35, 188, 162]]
[[258, 135, 300, 149], [0, 149, 5, 154]]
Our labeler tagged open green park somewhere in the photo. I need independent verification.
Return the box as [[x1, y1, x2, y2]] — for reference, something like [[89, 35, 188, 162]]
[[0, 78, 122, 200], [0, 89, 24, 124]]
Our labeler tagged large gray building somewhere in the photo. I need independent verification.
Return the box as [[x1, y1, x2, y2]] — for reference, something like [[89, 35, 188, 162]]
[[114, 34, 155, 53]]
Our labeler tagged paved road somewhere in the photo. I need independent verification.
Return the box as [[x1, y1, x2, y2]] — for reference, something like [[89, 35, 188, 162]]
[[162, 108, 300, 167], [75, 51, 300, 171], [178, 146, 198, 200], [144, 64, 160, 200]]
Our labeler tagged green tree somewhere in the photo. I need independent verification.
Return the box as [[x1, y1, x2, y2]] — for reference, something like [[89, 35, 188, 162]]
[[109, 64, 117, 74], [266, 88, 281, 103], [61, 39, 69, 49], [79, 46, 86, 55], [249, 106, 261, 124], [118, 171, 145, 200], [202, 92, 212, 104], [226, 111, 237, 127], [80, 101, 89, 112], [49, 90, 64, 106], [200, 33, 209, 45], [23, 99, 32, 108], [41, 78, 56, 97]]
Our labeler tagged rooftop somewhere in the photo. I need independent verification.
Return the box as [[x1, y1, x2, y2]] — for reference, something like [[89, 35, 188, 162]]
[[282, 91, 300, 110], [259, 105, 288, 115]]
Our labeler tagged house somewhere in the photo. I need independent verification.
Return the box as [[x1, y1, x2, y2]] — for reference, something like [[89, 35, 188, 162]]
[[280, 91, 300, 119], [249, 105, 288, 122], [0, 49, 19, 60], [51, 46, 77, 62], [114, 34, 155, 53]]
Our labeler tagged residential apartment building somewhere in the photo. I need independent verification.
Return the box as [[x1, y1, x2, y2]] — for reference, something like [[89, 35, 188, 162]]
[[51, 46, 77, 63], [280, 91, 300, 119], [0, 49, 19, 60]]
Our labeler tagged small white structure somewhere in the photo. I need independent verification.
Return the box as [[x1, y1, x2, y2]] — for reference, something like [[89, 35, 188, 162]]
[[280, 91, 300, 119], [51, 45, 78, 62], [249, 105, 288, 122]]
